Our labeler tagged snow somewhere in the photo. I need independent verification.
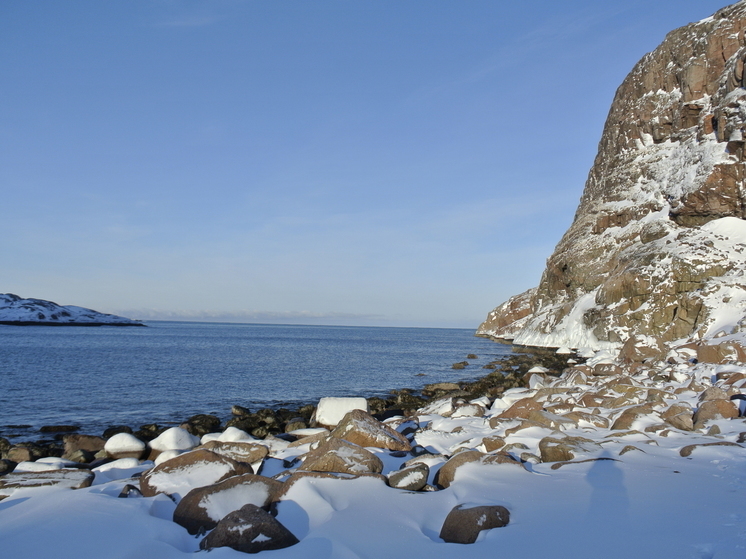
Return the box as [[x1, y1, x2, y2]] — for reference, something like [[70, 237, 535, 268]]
[[0, 293, 141, 325], [149, 427, 200, 452], [104, 433, 147, 454], [1, 347, 746, 557], [315, 397, 368, 426]]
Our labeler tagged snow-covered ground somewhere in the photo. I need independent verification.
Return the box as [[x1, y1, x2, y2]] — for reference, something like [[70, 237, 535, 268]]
[[0, 353, 744, 558], [0, 293, 142, 325]]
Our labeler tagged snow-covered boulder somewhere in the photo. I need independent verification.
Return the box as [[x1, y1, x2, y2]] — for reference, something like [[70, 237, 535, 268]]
[[104, 433, 147, 460], [314, 397, 368, 427]]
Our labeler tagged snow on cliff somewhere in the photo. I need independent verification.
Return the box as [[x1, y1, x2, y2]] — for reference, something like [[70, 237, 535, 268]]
[[0, 293, 143, 326], [479, 1, 746, 352]]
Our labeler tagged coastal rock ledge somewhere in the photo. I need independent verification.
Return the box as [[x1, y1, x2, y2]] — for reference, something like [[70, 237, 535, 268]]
[[0, 293, 143, 326], [479, 1, 746, 352]]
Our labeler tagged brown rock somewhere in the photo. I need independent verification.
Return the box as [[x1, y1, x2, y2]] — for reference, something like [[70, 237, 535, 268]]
[[139, 449, 253, 499], [200, 504, 299, 553], [439, 504, 510, 544], [562, 411, 610, 429], [199, 440, 269, 465], [538, 436, 601, 463], [481, 435, 506, 453], [679, 441, 743, 457], [496, 397, 543, 420], [173, 473, 283, 535], [329, 409, 411, 451], [387, 463, 429, 491], [610, 404, 655, 430], [526, 410, 577, 431], [693, 399, 739, 428], [62, 434, 105, 460], [300, 438, 383, 475], [619, 334, 665, 364], [593, 363, 623, 377]]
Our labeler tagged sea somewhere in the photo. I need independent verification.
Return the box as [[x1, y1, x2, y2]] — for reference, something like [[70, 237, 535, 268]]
[[0, 321, 510, 440]]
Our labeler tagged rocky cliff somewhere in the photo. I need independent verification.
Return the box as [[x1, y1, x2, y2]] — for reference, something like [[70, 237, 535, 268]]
[[479, 1, 746, 352]]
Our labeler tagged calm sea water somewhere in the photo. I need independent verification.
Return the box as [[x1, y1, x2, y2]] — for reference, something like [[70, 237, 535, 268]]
[[0, 321, 509, 439]]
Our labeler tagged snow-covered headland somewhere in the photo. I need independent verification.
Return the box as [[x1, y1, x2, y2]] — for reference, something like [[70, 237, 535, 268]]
[[0, 346, 744, 557], [0, 293, 144, 327]]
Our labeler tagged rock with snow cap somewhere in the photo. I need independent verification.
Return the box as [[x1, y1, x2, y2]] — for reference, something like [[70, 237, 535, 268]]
[[329, 409, 411, 451], [299, 438, 383, 475], [0, 469, 94, 500], [199, 440, 269, 466], [139, 449, 253, 499], [104, 433, 147, 460], [313, 397, 368, 428], [173, 473, 283, 535], [199, 503, 299, 553]]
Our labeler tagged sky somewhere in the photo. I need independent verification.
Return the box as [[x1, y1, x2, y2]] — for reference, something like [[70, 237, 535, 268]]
[[0, 0, 734, 328]]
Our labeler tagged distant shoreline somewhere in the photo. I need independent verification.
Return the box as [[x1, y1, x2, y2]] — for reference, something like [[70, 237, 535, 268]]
[[0, 321, 146, 327]]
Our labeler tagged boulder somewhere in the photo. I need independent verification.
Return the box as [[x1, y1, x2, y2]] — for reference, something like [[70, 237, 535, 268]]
[[538, 436, 602, 463], [439, 504, 510, 544], [329, 409, 411, 451], [62, 434, 105, 461], [526, 410, 577, 430], [495, 397, 543, 420], [104, 433, 147, 460], [139, 449, 253, 499], [387, 463, 429, 491], [661, 403, 694, 431], [610, 404, 656, 430], [148, 427, 201, 458], [434, 451, 522, 489], [693, 399, 739, 429], [199, 504, 299, 553], [199, 440, 269, 465], [0, 469, 94, 499], [173, 473, 283, 535], [181, 414, 221, 437], [300, 438, 383, 475], [314, 397, 369, 428]]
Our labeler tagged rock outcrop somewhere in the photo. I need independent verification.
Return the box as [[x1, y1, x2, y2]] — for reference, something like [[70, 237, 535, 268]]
[[0, 293, 143, 326], [479, 2, 746, 351]]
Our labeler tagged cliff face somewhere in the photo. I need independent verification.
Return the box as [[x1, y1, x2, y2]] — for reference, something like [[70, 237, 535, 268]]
[[479, 2, 746, 350]]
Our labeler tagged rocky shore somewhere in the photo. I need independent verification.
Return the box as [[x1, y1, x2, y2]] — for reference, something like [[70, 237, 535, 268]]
[[1, 340, 744, 556]]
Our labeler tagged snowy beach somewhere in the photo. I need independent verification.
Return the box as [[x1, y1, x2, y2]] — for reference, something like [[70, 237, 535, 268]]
[[1, 345, 744, 558]]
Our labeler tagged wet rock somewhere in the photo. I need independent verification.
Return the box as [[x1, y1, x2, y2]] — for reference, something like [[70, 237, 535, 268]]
[[39, 425, 80, 434], [174, 473, 283, 535], [439, 504, 510, 544], [452, 361, 469, 369], [102, 425, 132, 439], [0, 459, 16, 475], [62, 434, 105, 461], [200, 504, 299, 553], [182, 414, 221, 437]]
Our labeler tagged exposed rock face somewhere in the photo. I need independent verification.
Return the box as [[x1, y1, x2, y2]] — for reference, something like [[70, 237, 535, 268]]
[[479, 2, 746, 350]]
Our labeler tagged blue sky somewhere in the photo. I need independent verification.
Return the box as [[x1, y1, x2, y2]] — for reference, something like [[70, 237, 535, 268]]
[[0, 0, 731, 328]]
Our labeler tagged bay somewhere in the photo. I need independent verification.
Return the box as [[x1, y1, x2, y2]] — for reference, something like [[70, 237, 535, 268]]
[[0, 321, 509, 439]]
